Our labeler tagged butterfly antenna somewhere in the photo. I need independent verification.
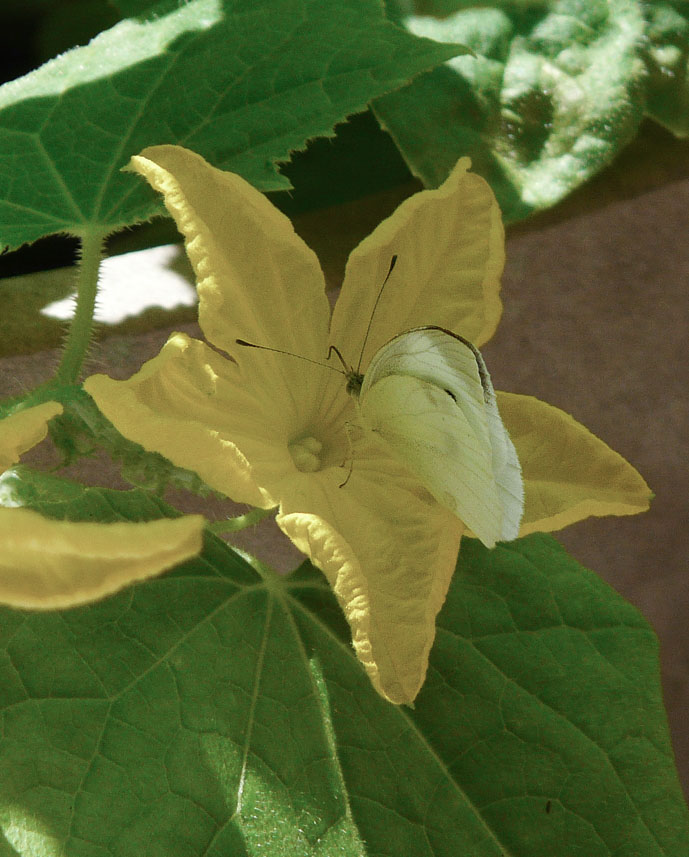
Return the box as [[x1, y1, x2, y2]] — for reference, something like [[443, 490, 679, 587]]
[[327, 344, 350, 372], [236, 339, 345, 375], [355, 254, 398, 374]]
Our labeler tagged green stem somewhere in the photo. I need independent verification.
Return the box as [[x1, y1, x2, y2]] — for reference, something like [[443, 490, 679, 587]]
[[208, 506, 276, 534], [55, 229, 107, 385]]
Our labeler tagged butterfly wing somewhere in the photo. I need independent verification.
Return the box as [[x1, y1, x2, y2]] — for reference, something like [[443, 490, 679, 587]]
[[359, 327, 523, 546]]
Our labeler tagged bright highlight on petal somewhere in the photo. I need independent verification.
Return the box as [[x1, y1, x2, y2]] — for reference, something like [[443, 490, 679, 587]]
[[85, 145, 651, 704], [0, 508, 205, 609], [0, 401, 62, 473]]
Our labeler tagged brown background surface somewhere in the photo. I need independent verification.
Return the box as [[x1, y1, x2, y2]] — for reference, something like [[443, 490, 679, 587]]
[[493, 175, 689, 797], [1, 143, 688, 799]]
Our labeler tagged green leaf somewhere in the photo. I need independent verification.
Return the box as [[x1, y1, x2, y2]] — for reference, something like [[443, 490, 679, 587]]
[[4, 381, 212, 496], [373, 0, 648, 221], [428, 536, 689, 853], [110, 0, 207, 17], [0, 0, 464, 252], [292, 535, 689, 854], [109, 0, 159, 16], [643, 0, 689, 137], [0, 464, 183, 521], [1, 533, 686, 854], [33, 1, 121, 65], [0, 485, 365, 855], [0, 0, 58, 14]]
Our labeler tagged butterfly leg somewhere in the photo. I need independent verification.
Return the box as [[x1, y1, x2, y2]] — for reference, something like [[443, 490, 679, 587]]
[[338, 420, 362, 488]]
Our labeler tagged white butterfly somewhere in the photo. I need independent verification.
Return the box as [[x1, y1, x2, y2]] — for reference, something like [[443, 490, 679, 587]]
[[238, 259, 523, 548], [343, 325, 524, 548]]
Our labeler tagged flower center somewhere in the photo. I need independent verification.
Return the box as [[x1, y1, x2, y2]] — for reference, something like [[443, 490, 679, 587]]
[[288, 435, 324, 473]]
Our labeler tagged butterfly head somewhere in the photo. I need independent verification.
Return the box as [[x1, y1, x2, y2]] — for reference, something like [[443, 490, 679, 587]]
[[345, 370, 364, 398]]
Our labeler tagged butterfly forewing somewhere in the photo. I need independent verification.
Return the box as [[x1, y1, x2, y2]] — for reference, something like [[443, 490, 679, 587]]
[[361, 328, 488, 441], [359, 327, 523, 545]]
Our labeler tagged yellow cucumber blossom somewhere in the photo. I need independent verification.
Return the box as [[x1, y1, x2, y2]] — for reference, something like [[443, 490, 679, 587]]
[[84, 146, 650, 703], [0, 402, 204, 609]]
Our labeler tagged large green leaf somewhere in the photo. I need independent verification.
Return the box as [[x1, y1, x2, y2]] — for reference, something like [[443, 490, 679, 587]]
[[0, 0, 464, 252], [374, 0, 648, 221], [643, 0, 689, 137], [1, 524, 686, 855], [0, 476, 365, 855], [32, 1, 121, 66], [109, 0, 159, 16]]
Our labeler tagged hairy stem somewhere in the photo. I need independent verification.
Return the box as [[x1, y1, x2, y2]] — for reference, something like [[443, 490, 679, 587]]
[[208, 507, 276, 533], [55, 230, 107, 385]]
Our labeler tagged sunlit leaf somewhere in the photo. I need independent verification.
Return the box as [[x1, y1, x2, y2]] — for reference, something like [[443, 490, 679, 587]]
[[0, 0, 464, 251], [374, 0, 647, 221], [643, 0, 689, 137]]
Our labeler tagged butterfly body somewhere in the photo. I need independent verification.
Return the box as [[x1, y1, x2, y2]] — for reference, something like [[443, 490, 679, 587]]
[[348, 325, 523, 548]]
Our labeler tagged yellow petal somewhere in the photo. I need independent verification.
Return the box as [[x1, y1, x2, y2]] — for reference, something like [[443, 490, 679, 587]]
[[0, 401, 63, 473], [85, 333, 290, 508], [497, 392, 652, 534], [128, 145, 332, 408], [329, 157, 504, 372], [0, 508, 204, 609], [277, 437, 463, 704]]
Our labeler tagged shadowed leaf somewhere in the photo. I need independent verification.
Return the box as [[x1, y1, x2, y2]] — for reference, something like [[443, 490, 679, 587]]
[[0, 531, 686, 854]]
